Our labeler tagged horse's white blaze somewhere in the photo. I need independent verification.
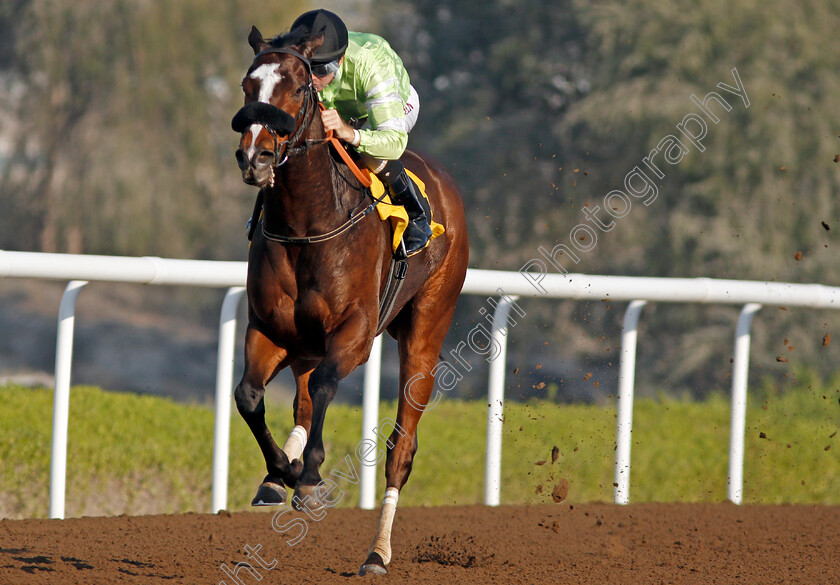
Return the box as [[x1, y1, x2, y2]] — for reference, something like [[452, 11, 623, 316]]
[[246, 124, 262, 161], [243, 63, 282, 162], [367, 487, 399, 565], [249, 63, 283, 103], [282, 425, 307, 461]]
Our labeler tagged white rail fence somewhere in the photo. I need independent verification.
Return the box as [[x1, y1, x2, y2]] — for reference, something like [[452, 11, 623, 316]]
[[3, 251, 839, 518]]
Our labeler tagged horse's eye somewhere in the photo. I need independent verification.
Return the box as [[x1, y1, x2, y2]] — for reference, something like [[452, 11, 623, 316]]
[[295, 85, 305, 96]]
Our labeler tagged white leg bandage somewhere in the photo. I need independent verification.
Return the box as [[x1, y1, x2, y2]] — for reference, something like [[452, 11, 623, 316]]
[[368, 487, 399, 565], [281, 425, 307, 461]]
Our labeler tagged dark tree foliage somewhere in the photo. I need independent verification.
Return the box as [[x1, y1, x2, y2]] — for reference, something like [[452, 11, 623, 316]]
[[377, 0, 840, 397]]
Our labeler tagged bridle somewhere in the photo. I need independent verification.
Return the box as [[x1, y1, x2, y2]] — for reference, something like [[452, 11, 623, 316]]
[[245, 47, 324, 168], [237, 45, 383, 245]]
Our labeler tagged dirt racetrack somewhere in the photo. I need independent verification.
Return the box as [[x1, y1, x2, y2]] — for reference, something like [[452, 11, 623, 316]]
[[1, 503, 838, 584]]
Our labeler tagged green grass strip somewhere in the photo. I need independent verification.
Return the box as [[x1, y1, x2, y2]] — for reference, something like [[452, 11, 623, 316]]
[[0, 382, 837, 518]]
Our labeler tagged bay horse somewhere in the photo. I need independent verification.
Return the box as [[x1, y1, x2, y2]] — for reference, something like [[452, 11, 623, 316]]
[[231, 27, 468, 575]]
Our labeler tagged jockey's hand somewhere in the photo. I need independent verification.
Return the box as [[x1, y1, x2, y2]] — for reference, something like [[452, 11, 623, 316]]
[[320, 108, 358, 145]]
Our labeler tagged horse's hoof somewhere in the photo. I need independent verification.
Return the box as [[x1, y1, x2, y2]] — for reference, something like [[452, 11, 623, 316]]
[[358, 552, 388, 576], [292, 483, 327, 512], [251, 477, 287, 506]]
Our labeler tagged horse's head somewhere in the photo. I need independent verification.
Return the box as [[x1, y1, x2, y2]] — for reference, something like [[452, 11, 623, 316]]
[[233, 26, 322, 187]]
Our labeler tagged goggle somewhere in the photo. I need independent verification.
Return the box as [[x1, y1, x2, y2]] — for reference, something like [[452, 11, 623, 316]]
[[311, 60, 341, 78]]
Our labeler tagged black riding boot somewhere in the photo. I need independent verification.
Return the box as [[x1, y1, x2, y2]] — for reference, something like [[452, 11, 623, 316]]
[[378, 162, 433, 257]]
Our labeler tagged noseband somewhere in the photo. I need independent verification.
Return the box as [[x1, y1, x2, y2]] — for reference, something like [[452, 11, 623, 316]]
[[232, 47, 321, 168]]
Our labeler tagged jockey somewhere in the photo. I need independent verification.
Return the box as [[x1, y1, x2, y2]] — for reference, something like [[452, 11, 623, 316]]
[[290, 9, 433, 257]]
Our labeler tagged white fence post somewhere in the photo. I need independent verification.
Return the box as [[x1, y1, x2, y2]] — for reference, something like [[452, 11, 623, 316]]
[[484, 294, 519, 506], [211, 287, 246, 513], [614, 300, 647, 505], [49, 280, 88, 519], [359, 335, 383, 509], [727, 303, 762, 504]]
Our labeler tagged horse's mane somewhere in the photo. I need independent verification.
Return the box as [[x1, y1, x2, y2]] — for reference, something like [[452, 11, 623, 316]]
[[268, 28, 309, 50]]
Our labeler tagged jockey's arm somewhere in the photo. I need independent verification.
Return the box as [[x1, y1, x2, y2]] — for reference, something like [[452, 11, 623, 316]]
[[349, 43, 411, 160], [321, 103, 408, 159], [356, 124, 408, 161], [319, 34, 412, 160]]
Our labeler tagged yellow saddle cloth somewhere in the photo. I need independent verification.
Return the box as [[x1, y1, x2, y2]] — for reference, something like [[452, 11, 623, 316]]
[[370, 170, 446, 253]]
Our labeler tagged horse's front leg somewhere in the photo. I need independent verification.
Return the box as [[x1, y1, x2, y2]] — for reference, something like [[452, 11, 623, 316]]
[[292, 310, 372, 511], [235, 324, 296, 505], [278, 361, 318, 475]]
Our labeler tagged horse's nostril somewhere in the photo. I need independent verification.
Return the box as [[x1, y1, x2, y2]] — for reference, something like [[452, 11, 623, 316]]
[[255, 150, 275, 167], [235, 149, 248, 171]]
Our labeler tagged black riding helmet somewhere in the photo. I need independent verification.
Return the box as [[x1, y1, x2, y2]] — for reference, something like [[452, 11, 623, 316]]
[[291, 9, 348, 64]]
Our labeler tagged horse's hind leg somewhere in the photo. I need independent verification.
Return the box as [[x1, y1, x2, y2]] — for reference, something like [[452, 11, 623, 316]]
[[235, 324, 296, 505], [359, 296, 458, 576]]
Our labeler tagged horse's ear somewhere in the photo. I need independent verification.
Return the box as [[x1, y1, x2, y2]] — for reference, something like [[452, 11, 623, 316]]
[[248, 26, 268, 54], [301, 32, 325, 60]]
